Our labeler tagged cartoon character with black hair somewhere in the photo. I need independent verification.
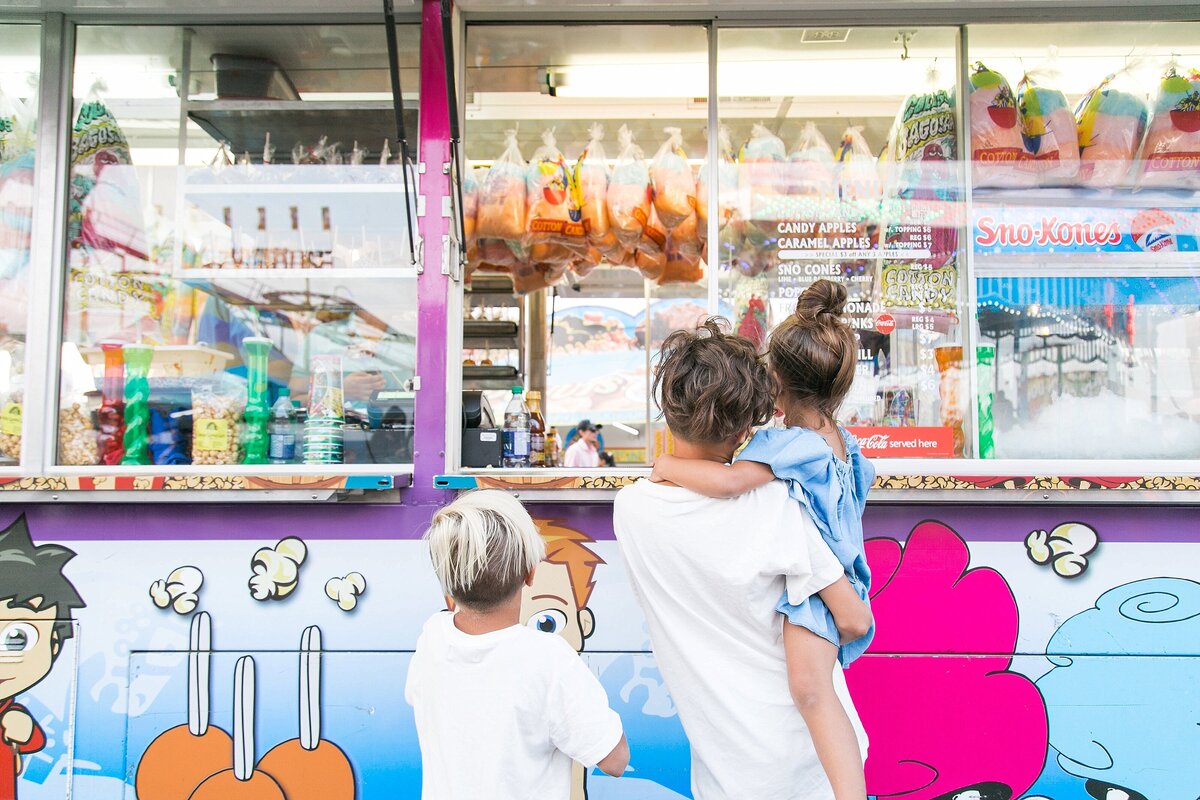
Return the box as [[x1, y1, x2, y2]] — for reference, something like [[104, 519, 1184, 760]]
[[0, 515, 85, 800]]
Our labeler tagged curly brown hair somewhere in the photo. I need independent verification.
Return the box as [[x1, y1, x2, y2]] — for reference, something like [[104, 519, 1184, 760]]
[[769, 279, 858, 422], [653, 318, 775, 444]]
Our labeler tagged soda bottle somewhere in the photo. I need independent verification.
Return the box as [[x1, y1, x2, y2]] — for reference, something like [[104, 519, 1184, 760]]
[[502, 386, 531, 468], [544, 427, 562, 468], [527, 390, 547, 467], [269, 388, 298, 464]]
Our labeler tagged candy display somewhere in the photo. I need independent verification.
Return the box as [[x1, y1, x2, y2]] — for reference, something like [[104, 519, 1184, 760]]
[[1017, 73, 1080, 185], [474, 130, 527, 243], [120, 344, 153, 465], [1075, 72, 1149, 189], [1138, 67, 1200, 189], [607, 125, 652, 249], [969, 62, 1034, 188], [461, 164, 480, 245], [525, 129, 586, 250], [650, 127, 697, 230]]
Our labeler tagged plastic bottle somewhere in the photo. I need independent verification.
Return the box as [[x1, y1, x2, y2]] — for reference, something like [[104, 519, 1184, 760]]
[[527, 390, 546, 467], [544, 427, 562, 468], [268, 388, 298, 465], [502, 386, 531, 468]]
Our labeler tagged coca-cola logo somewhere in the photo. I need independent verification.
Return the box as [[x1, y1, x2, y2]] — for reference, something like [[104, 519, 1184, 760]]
[[858, 433, 891, 449], [976, 215, 1123, 248]]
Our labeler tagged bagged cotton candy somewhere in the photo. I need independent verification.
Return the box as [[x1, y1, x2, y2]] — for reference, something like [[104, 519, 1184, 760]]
[[525, 128, 585, 249], [1137, 67, 1200, 190], [786, 122, 836, 197], [969, 62, 1033, 188], [835, 126, 881, 217], [650, 127, 697, 230], [1075, 73, 1148, 189], [0, 88, 36, 280], [696, 125, 738, 238], [462, 165, 481, 245], [475, 130, 527, 242], [658, 235, 704, 285], [1017, 74, 1080, 185], [636, 203, 668, 258], [69, 90, 148, 261], [607, 125, 652, 248], [740, 124, 788, 246], [574, 124, 610, 244]]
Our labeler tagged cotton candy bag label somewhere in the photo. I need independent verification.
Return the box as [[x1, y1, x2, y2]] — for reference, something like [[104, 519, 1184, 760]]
[[526, 128, 585, 248]]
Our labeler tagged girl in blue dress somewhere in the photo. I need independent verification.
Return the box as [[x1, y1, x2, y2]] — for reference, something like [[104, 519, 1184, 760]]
[[653, 279, 875, 800]]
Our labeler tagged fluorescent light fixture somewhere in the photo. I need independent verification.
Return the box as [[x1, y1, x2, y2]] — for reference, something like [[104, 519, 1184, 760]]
[[609, 421, 640, 436], [538, 47, 1198, 101]]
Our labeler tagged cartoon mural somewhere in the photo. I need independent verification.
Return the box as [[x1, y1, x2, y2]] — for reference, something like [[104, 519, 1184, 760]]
[[1036, 578, 1200, 800], [0, 505, 1197, 800], [0, 515, 85, 800]]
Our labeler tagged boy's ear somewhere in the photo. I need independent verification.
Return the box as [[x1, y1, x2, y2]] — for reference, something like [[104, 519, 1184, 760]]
[[524, 567, 537, 587], [578, 608, 595, 640], [51, 631, 61, 659], [444, 595, 457, 611]]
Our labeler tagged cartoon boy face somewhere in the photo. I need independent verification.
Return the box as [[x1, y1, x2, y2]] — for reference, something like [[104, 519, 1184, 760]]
[[0, 598, 60, 700], [520, 563, 594, 653], [518, 522, 602, 654]]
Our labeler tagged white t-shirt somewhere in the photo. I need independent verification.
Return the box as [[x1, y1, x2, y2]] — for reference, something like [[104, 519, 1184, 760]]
[[405, 611, 623, 800], [613, 478, 868, 800]]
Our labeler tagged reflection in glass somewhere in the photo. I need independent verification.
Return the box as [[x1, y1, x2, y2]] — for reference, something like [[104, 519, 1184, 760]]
[[0, 23, 41, 466], [59, 24, 421, 468], [717, 27, 968, 459], [969, 22, 1200, 459]]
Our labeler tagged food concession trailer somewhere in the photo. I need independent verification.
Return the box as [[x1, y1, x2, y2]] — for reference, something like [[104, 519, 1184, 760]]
[[0, 0, 1197, 797]]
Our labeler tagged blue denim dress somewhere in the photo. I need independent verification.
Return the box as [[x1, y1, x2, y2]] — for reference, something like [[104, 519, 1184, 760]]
[[737, 426, 875, 667]]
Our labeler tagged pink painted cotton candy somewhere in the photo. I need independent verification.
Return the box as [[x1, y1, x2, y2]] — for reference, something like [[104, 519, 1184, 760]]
[[847, 522, 1049, 800]]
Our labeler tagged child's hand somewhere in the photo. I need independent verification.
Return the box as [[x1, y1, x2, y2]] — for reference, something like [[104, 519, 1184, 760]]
[[1, 708, 34, 745], [650, 455, 677, 484]]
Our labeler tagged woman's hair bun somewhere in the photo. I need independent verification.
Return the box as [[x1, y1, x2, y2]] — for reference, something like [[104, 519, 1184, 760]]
[[794, 279, 848, 321]]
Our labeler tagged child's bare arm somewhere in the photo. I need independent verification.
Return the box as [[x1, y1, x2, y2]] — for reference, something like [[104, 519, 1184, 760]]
[[817, 577, 873, 644], [596, 733, 630, 777], [651, 455, 775, 498]]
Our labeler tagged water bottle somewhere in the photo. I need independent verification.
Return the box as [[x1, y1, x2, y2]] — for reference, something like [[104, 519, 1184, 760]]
[[502, 386, 531, 468], [269, 388, 298, 464]]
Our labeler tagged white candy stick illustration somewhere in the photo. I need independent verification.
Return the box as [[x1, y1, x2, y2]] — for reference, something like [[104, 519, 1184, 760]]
[[259, 626, 356, 800]]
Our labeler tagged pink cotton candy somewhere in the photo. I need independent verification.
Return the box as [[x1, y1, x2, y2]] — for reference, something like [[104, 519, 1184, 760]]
[[847, 522, 1049, 800]]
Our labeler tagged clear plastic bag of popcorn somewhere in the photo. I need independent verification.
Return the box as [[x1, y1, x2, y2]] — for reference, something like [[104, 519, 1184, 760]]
[[59, 403, 98, 465], [191, 382, 245, 465]]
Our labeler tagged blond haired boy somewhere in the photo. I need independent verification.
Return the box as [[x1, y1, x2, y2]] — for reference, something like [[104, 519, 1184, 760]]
[[406, 490, 629, 800]]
